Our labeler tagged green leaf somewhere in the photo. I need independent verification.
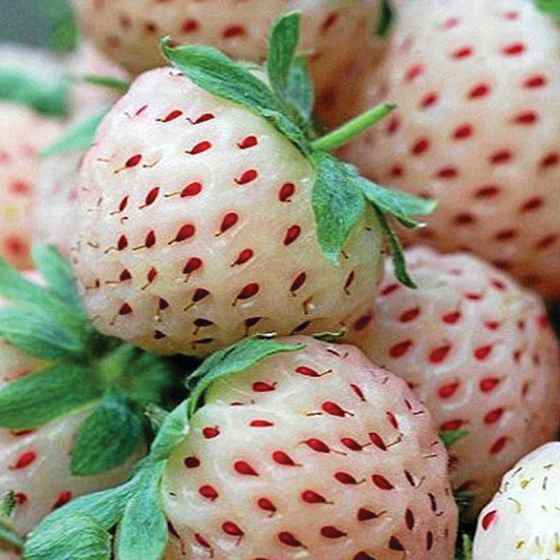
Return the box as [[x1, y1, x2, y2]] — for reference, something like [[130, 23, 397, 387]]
[[31, 245, 85, 316], [440, 429, 469, 450], [150, 402, 189, 462], [536, 0, 560, 18], [71, 394, 143, 476], [117, 462, 168, 560], [161, 40, 309, 153], [188, 337, 304, 417], [0, 259, 83, 332], [80, 75, 131, 93], [375, 209, 416, 288], [0, 363, 103, 430], [41, 111, 106, 158], [377, 0, 394, 36], [24, 513, 111, 560], [0, 518, 23, 552], [0, 492, 15, 519], [267, 12, 301, 101], [42, 0, 79, 53], [0, 70, 69, 116], [456, 533, 473, 560], [357, 178, 437, 229], [311, 152, 366, 262], [0, 308, 85, 361], [286, 55, 315, 121]]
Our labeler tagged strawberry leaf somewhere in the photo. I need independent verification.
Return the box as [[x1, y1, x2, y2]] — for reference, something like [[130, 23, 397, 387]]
[[31, 244, 85, 316], [71, 394, 144, 476], [117, 462, 168, 560], [24, 513, 111, 560], [0, 363, 103, 430], [267, 12, 301, 103], [187, 337, 305, 417], [311, 152, 366, 262], [375, 209, 416, 288], [440, 429, 469, 450], [0, 70, 69, 116], [41, 111, 106, 158]]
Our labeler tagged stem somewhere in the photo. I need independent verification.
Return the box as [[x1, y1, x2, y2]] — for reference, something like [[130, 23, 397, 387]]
[[311, 103, 396, 152]]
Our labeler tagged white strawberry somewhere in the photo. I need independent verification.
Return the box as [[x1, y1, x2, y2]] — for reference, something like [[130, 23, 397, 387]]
[[0, 104, 61, 270], [342, 0, 560, 296], [159, 336, 457, 559], [70, 0, 382, 125], [71, 55, 391, 356], [473, 442, 560, 560], [346, 247, 560, 516]]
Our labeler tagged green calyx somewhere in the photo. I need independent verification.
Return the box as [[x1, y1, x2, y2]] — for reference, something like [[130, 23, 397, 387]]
[[536, 0, 560, 18], [161, 12, 436, 287], [440, 429, 469, 450], [24, 337, 304, 560], [0, 70, 69, 117], [0, 246, 180, 481]]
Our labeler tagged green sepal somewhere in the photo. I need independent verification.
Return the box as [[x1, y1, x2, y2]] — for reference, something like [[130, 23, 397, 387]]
[[267, 12, 301, 103], [536, 0, 560, 18], [455, 533, 473, 560], [150, 402, 189, 462], [440, 429, 469, 450], [0, 308, 86, 361], [71, 393, 144, 476], [31, 245, 85, 316], [286, 55, 315, 122], [357, 177, 437, 229], [375, 209, 416, 288], [0, 70, 69, 116], [117, 462, 168, 560], [42, 0, 79, 53], [377, 0, 394, 36], [311, 152, 366, 262], [454, 490, 475, 516], [187, 337, 305, 417], [0, 518, 23, 552], [0, 363, 103, 430], [41, 111, 106, 158], [23, 513, 111, 560], [161, 40, 309, 154], [79, 75, 131, 94], [0, 492, 16, 519]]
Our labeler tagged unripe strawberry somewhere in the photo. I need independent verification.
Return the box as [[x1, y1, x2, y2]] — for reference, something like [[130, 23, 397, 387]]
[[161, 336, 458, 559], [473, 442, 560, 560], [346, 247, 560, 516], [342, 0, 560, 296]]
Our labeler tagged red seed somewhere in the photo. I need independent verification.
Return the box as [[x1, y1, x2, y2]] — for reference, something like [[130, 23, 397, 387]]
[[183, 257, 202, 274], [184, 456, 200, 469], [429, 345, 451, 364], [490, 437, 507, 454], [357, 508, 379, 521], [350, 383, 366, 401], [11, 451, 37, 470], [181, 19, 199, 33], [452, 46, 473, 58], [369, 432, 387, 451], [372, 474, 394, 490], [252, 381, 275, 392], [482, 510, 497, 530], [438, 382, 459, 399], [475, 345, 492, 360], [233, 249, 254, 266], [284, 225, 302, 245], [321, 526, 347, 539], [250, 420, 274, 428], [117, 235, 128, 250], [272, 451, 298, 466], [480, 377, 500, 392], [484, 408, 504, 425], [199, 485, 219, 501], [295, 366, 323, 378], [144, 230, 156, 248], [187, 141, 212, 155], [341, 437, 364, 451], [238, 135, 258, 149], [334, 472, 360, 485], [279, 182, 296, 202], [386, 411, 399, 429], [159, 110, 183, 122], [234, 461, 258, 476], [400, 308, 420, 322], [290, 272, 307, 292], [502, 42, 525, 56], [119, 303, 132, 315], [440, 419, 464, 431], [223, 24, 246, 38], [442, 311, 461, 324], [405, 508, 415, 530], [220, 213, 239, 233], [389, 340, 412, 358], [235, 169, 258, 185], [389, 536, 404, 550], [173, 224, 196, 243], [191, 113, 215, 124], [222, 521, 243, 537], [125, 154, 142, 168], [202, 426, 220, 439], [322, 401, 348, 417], [194, 533, 211, 548], [52, 491, 72, 510], [181, 182, 202, 197], [278, 532, 303, 547], [236, 283, 260, 300], [303, 438, 330, 453], [301, 490, 328, 504], [257, 498, 276, 513]]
